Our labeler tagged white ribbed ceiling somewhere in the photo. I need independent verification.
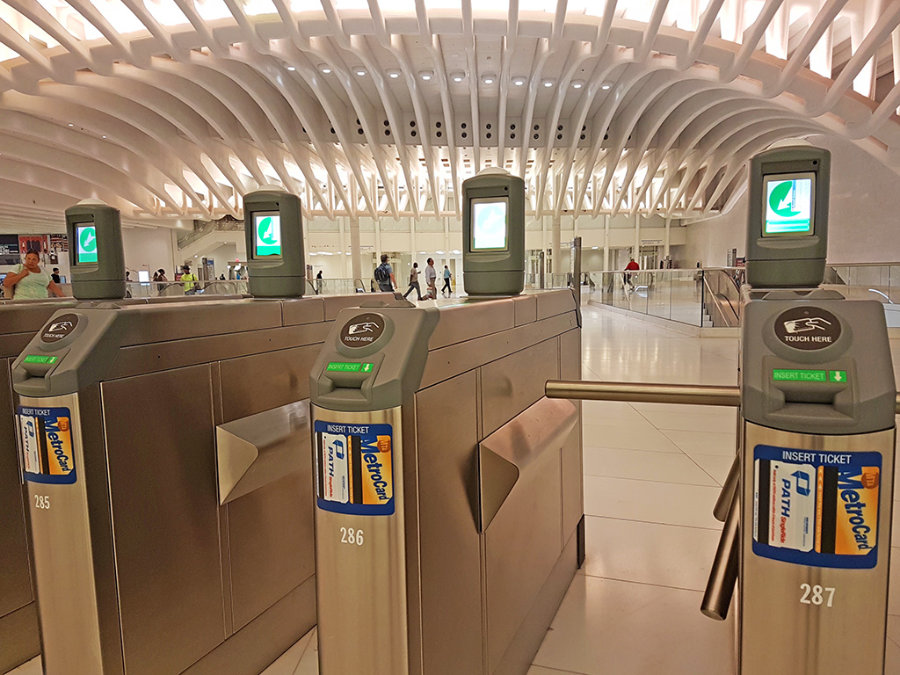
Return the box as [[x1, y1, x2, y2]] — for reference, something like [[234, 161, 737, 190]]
[[1, 0, 899, 227]]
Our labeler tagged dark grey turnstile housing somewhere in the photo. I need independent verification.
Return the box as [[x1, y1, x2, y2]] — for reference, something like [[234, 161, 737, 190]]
[[310, 289, 583, 675], [10, 294, 383, 675], [0, 301, 75, 672], [735, 290, 896, 673]]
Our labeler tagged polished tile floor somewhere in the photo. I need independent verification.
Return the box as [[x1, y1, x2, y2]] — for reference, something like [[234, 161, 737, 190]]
[[8, 304, 900, 675]]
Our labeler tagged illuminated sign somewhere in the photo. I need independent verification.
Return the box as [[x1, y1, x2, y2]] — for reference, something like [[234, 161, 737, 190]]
[[253, 211, 282, 258], [763, 173, 814, 236], [76, 225, 98, 264], [471, 198, 509, 251]]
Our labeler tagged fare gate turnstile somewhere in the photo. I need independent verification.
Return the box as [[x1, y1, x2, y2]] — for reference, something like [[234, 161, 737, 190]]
[[310, 290, 584, 675], [737, 290, 895, 673], [546, 290, 900, 674], [0, 300, 76, 672], [11, 293, 390, 675]]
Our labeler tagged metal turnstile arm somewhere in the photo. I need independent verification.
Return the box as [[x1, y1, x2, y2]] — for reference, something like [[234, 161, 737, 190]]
[[545, 380, 741, 407], [714, 455, 740, 522], [701, 489, 740, 621]]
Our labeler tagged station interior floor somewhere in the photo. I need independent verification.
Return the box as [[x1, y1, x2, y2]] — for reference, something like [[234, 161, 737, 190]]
[[7, 303, 900, 675]]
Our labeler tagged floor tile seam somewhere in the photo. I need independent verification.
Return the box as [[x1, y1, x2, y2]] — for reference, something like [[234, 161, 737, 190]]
[[657, 427, 737, 440], [680, 453, 727, 488], [584, 513, 721, 533], [581, 573, 708, 596], [291, 634, 316, 675], [582, 442, 684, 455], [529, 665, 593, 675], [580, 570, 708, 594], [582, 470, 720, 488], [584, 474, 722, 491]]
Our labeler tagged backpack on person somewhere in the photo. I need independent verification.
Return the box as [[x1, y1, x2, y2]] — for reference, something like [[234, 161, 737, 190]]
[[374, 264, 389, 284]]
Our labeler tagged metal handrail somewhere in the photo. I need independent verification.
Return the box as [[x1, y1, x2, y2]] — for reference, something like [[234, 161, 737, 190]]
[[545, 381, 741, 407], [701, 269, 741, 328], [547, 381, 900, 413]]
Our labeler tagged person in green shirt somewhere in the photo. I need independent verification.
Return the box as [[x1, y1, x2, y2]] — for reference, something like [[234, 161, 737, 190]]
[[3, 250, 65, 300], [180, 264, 198, 295]]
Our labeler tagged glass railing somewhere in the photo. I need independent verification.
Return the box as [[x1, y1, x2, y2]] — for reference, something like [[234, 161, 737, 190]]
[[125, 280, 249, 297], [824, 263, 900, 303], [701, 268, 744, 327], [581, 268, 744, 327], [127, 278, 377, 298], [823, 263, 900, 327]]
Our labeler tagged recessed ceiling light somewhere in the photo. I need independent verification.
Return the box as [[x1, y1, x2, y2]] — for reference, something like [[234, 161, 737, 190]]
[[481, 73, 497, 85], [387, 69, 401, 79], [67, 123, 74, 127], [419, 70, 434, 81], [317, 63, 332, 74], [512, 76, 527, 86], [571, 79, 584, 89], [542, 79, 554, 88], [101, 135, 107, 139], [286, 65, 296, 71], [354, 67, 367, 77], [601, 82, 612, 90], [450, 71, 465, 83]]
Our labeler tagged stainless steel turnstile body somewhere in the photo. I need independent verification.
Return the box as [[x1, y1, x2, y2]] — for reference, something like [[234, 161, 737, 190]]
[[735, 294, 897, 674], [0, 300, 75, 672], [740, 423, 894, 673], [12, 295, 380, 675], [311, 289, 584, 675]]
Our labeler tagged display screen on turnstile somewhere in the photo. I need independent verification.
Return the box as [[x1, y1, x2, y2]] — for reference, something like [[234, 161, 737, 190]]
[[762, 173, 815, 236], [75, 224, 98, 264], [470, 198, 509, 251], [252, 211, 282, 258]]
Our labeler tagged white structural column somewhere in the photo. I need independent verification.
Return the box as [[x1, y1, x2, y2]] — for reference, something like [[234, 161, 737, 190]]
[[664, 216, 671, 258], [603, 214, 609, 271], [349, 215, 362, 282], [551, 214, 561, 274], [633, 214, 641, 258]]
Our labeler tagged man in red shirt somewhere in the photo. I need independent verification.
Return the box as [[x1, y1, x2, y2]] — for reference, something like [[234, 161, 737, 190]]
[[624, 257, 639, 288]]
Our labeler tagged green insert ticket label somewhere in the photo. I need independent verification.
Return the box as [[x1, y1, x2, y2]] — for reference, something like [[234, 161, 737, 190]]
[[772, 369, 848, 383], [23, 354, 58, 365], [326, 362, 374, 373]]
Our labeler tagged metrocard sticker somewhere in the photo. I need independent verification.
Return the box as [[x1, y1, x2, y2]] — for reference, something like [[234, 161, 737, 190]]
[[752, 444, 880, 569], [17, 406, 76, 484], [314, 421, 393, 515]]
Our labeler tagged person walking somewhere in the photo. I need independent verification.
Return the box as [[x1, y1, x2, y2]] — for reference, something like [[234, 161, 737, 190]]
[[181, 264, 198, 295], [374, 254, 396, 292], [623, 257, 639, 289], [315, 269, 323, 295], [403, 262, 424, 300], [441, 265, 452, 297], [424, 258, 437, 299]]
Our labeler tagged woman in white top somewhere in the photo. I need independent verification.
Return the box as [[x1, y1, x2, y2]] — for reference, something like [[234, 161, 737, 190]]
[[3, 251, 66, 299]]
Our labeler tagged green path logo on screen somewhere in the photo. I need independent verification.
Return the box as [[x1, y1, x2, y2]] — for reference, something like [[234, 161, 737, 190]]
[[254, 213, 282, 257], [77, 226, 98, 264], [769, 181, 801, 218], [764, 176, 813, 235]]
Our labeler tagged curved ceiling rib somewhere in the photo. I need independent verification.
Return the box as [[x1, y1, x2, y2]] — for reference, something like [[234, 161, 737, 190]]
[[0, 1, 898, 227]]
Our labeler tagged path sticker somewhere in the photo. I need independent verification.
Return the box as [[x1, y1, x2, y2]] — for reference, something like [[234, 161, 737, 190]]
[[18, 406, 76, 484], [773, 307, 841, 351], [314, 420, 393, 515], [753, 444, 880, 568]]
